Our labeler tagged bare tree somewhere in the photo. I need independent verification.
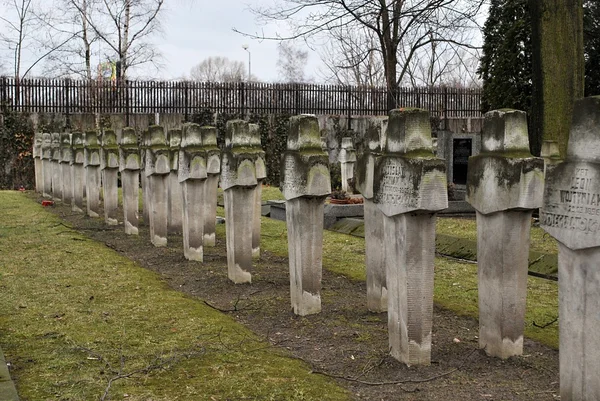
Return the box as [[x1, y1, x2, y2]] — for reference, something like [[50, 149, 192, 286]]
[[318, 25, 384, 87], [189, 57, 247, 82], [236, 0, 485, 110], [276, 42, 308, 83], [72, 0, 166, 80]]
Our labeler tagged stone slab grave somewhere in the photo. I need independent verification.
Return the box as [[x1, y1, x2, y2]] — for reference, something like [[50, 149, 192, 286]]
[[145, 125, 170, 247], [33, 132, 42, 193], [203, 124, 221, 248], [60, 133, 73, 205], [178, 123, 207, 261], [373, 108, 447, 366], [71, 132, 85, 213], [119, 127, 141, 235], [281, 115, 331, 316], [540, 96, 600, 401], [220, 120, 266, 283], [338, 137, 357, 193], [168, 128, 183, 234], [101, 129, 119, 225], [51, 132, 62, 201], [249, 123, 264, 259], [268, 200, 364, 228], [41, 133, 52, 198], [84, 130, 102, 218], [466, 109, 544, 359], [356, 117, 387, 312]]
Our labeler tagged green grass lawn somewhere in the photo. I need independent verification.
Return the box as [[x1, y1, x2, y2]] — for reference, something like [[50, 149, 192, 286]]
[[0, 191, 349, 401]]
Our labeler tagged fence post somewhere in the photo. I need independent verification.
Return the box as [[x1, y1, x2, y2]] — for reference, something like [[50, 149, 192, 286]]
[[294, 83, 300, 115], [240, 81, 246, 118], [65, 78, 71, 129], [347, 86, 352, 131], [125, 80, 130, 127], [184, 81, 189, 121], [1, 76, 6, 106], [443, 86, 448, 131]]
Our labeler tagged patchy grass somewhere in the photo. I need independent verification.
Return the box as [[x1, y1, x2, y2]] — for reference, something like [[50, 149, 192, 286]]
[[0, 191, 349, 401], [436, 217, 558, 255]]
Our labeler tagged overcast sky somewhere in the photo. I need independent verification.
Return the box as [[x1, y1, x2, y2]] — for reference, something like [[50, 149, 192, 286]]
[[152, 0, 321, 82]]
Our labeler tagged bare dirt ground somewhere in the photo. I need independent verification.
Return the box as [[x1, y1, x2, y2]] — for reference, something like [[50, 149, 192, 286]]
[[46, 198, 559, 401]]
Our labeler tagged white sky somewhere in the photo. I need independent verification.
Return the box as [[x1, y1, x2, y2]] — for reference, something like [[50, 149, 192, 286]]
[[141, 0, 322, 82]]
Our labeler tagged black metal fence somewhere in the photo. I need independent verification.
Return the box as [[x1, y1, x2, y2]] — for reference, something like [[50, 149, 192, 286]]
[[0, 77, 483, 119]]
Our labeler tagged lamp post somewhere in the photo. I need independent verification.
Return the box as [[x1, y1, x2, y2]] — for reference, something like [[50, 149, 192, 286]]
[[242, 44, 251, 82]]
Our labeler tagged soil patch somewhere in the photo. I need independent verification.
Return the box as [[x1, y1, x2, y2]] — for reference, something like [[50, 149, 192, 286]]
[[47, 199, 559, 401]]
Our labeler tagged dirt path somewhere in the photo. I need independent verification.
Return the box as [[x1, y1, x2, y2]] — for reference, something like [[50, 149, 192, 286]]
[[50, 200, 559, 401]]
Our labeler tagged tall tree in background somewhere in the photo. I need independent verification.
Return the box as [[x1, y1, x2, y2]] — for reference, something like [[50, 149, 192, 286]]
[[73, 0, 165, 80], [189, 57, 247, 82], [584, 0, 600, 96], [530, 0, 584, 157], [238, 0, 485, 111], [276, 42, 308, 83], [478, 0, 532, 114]]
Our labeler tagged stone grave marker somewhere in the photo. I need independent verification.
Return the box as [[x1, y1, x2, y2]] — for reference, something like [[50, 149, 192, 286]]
[[33, 132, 42, 193], [60, 133, 73, 205], [466, 109, 544, 359], [119, 127, 141, 235], [221, 120, 266, 283], [145, 125, 170, 247], [179, 123, 207, 261], [541, 139, 562, 177], [101, 129, 119, 225], [51, 133, 62, 200], [540, 96, 600, 401], [141, 132, 150, 225], [281, 115, 331, 315], [373, 108, 448, 366], [249, 123, 266, 259], [356, 118, 387, 312], [203, 124, 221, 247], [338, 137, 357, 193], [168, 129, 183, 234], [84, 130, 102, 218], [41, 133, 52, 198], [71, 132, 85, 213]]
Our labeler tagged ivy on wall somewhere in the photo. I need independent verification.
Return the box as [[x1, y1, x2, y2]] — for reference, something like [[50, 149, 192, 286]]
[[0, 108, 35, 189]]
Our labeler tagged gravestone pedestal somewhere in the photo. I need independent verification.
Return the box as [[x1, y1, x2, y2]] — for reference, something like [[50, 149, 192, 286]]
[[467, 109, 544, 359], [71, 132, 85, 213], [339, 137, 356, 193], [84, 131, 102, 218], [33, 133, 42, 193], [540, 97, 600, 401], [476, 210, 532, 358], [168, 129, 183, 234], [60, 133, 73, 205], [224, 187, 254, 282], [41, 133, 52, 198], [221, 120, 266, 284], [101, 130, 119, 225], [204, 175, 219, 246], [51, 133, 62, 201], [141, 156, 150, 225], [364, 199, 386, 311], [119, 128, 141, 235], [282, 115, 331, 315], [356, 119, 387, 312], [253, 182, 263, 258], [145, 125, 170, 247], [384, 212, 436, 364], [373, 108, 447, 366], [179, 123, 210, 261]]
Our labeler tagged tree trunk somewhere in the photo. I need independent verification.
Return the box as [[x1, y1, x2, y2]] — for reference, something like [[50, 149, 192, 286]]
[[530, 0, 585, 157]]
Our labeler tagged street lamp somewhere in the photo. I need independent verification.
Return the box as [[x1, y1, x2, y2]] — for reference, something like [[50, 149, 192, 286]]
[[242, 44, 251, 82]]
